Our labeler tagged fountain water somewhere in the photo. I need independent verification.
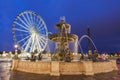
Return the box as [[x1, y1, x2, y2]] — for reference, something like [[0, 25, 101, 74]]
[[74, 38, 78, 53], [78, 35, 98, 53]]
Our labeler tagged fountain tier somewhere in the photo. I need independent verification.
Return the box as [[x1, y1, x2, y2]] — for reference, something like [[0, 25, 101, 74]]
[[49, 33, 78, 42]]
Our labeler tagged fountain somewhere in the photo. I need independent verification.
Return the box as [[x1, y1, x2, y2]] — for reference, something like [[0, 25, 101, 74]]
[[48, 17, 78, 61]]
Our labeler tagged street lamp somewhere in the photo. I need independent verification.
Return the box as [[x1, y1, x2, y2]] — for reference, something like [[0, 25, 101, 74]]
[[14, 43, 19, 55]]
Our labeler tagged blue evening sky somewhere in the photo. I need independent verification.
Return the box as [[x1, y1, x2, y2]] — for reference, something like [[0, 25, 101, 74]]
[[0, 0, 120, 53]]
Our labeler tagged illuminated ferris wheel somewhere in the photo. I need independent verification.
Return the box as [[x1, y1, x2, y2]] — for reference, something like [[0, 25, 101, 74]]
[[12, 10, 48, 53]]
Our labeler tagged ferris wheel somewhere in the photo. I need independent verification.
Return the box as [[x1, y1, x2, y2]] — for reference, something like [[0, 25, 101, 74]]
[[12, 10, 48, 53]]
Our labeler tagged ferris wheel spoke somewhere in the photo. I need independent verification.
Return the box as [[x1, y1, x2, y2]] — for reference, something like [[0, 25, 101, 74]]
[[14, 22, 29, 31], [39, 34, 48, 40], [36, 17, 42, 26], [32, 34, 38, 52], [34, 43, 38, 52], [39, 27, 46, 34], [34, 34, 42, 51], [40, 36, 47, 43], [38, 37, 44, 48], [30, 34, 35, 52], [33, 14, 37, 26], [36, 17, 42, 27], [39, 33, 47, 37], [21, 14, 31, 26], [36, 37, 42, 52], [30, 44, 34, 52], [29, 40, 33, 52], [35, 17, 40, 28], [39, 37, 47, 42], [29, 13, 34, 25], [38, 25, 44, 31], [30, 46, 34, 52], [31, 46, 35, 52], [25, 12, 33, 26], [36, 20, 42, 29], [21, 36, 31, 49], [24, 36, 32, 52], [13, 28, 29, 33], [15, 34, 29, 37], [39, 41, 44, 49], [39, 37, 46, 48], [29, 13, 34, 26], [38, 23, 44, 31], [34, 39, 40, 51], [25, 12, 31, 26], [17, 16, 30, 28], [24, 36, 32, 50], [18, 35, 30, 43]]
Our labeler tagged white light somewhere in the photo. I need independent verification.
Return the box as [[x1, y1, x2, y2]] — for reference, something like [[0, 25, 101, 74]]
[[14, 44, 18, 48]]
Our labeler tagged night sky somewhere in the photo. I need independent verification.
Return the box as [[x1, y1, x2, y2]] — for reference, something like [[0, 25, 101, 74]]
[[0, 0, 120, 53]]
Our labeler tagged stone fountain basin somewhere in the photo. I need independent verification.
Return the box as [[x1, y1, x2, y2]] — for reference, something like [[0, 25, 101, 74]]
[[11, 60, 118, 76]]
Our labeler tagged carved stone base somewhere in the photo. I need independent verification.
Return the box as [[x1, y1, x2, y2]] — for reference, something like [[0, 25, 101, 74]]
[[12, 60, 118, 76]]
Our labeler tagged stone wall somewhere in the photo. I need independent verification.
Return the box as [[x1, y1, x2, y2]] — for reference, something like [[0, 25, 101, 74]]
[[93, 60, 118, 74], [82, 61, 94, 75], [12, 60, 118, 76], [93, 61, 113, 74], [59, 62, 84, 75], [12, 60, 51, 74]]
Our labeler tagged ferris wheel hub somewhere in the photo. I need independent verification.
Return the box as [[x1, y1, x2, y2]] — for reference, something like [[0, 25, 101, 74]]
[[30, 27, 38, 34]]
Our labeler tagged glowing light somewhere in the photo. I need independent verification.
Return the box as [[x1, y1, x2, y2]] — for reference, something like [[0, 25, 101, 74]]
[[14, 44, 19, 48]]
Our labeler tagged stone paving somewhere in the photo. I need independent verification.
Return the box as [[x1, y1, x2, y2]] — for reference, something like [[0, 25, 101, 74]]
[[9, 71, 120, 80], [0, 62, 11, 80]]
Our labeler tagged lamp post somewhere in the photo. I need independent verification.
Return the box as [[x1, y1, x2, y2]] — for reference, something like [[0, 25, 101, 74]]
[[14, 43, 18, 55]]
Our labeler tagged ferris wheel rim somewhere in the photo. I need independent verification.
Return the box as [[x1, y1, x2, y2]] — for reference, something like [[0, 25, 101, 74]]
[[12, 10, 48, 53]]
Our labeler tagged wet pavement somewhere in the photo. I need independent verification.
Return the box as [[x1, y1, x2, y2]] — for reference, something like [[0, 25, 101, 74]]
[[0, 60, 120, 80], [9, 70, 120, 80], [0, 61, 11, 80]]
